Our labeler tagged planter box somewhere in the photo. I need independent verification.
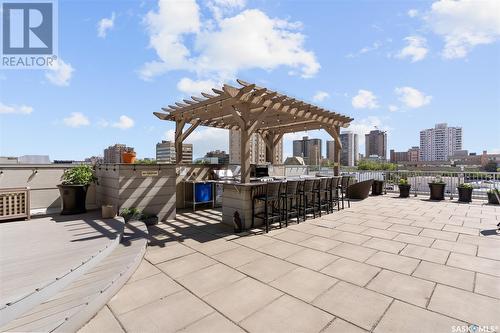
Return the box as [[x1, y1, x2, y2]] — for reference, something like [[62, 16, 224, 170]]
[[428, 183, 445, 201], [457, 187, 472, 203], [488, 192, 499, 205], [371, 180, 384, 196], [398, 184, 411, 198], [58, 184, 88, 215]]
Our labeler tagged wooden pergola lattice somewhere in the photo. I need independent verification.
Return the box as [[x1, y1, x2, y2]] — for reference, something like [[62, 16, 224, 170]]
[[154, 79, 354, 183]]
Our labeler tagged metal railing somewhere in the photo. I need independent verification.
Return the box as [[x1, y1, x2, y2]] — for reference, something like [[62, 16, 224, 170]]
[[281, 166, 499, 200]]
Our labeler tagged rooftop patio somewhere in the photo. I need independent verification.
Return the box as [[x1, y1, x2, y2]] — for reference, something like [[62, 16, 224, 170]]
[[81, 195, 500, 333]]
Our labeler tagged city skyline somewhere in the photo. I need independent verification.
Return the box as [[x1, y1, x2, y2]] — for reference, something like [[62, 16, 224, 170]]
[[1, 0, 499, 160]]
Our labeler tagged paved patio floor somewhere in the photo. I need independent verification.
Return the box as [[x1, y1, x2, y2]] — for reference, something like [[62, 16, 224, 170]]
[[81, 195, 500, 333]]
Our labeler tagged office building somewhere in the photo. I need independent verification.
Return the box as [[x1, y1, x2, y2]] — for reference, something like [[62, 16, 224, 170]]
[[326, 141, 335, 162], [156, 140, 193, 164], [204, 150, 229, 165], [229, 130, 283, 164], [365, 130, 387, 160], [419, 123, 462, 161], [18, 155, 51, 164], [327, 132, 358, 166], [408, 146, 420, 162], [293, 136, 322, 165], [390, 150, 409, 163], [104, 144, 134, 164]]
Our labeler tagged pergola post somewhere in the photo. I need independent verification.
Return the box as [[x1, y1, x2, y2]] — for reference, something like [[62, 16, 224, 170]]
[[174, 119, 185, 164], [240, 128, 251, 183], [334, 125, 341, 176]]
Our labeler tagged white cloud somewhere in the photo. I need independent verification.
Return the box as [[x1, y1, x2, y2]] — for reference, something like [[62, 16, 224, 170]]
[[45, 59, 74, 86], [177, 77, 217, 96], [140, 1, 320, 83], [396, 36, 428, 62], [351, 89, 379, 109], [348, 116, 390, 147], [63, 112, 90, 127], [112, 115, 135, 129], [0, 102, 33, 115], [346, 41, 381, 58], [97, 12, 116, 38], [408, 9, 419, 18], [312, 91, 329, 102], [165, 126, 228, 157], [425, 0, 500, 59], [388, 105, 399, 112], [395, 86, 432, 108]]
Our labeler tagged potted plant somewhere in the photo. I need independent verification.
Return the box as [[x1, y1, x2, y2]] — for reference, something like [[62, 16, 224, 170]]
[[428, 176, 446, 200], [122, 149, 136, 164], [457, 183, 473, 203], [487, 188, 499, 205], [58, 165, 97, 215], [120, 207, 142, 222], [398, 178, 411, 198]]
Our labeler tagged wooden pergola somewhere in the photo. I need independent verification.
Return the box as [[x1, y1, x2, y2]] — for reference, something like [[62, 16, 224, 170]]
[[154, 79, 354, 183]]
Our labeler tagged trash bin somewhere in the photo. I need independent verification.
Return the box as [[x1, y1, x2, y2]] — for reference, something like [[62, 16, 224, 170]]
[[195, 183, 213, 203]]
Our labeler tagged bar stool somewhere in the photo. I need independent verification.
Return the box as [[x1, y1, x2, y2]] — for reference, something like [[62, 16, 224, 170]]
[[330, 176, 341, 211], [295, 180, 306, 222], [312, 177, 330, 217], [279, 180, 299, 227], [339, 176, 352, 209], [252, 182, 282, 233], [303, 179, 318, 219]]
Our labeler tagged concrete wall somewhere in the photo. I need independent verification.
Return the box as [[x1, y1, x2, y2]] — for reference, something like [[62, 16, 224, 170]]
[[0, 164, 97, 215], [96, 164, 176, 221]]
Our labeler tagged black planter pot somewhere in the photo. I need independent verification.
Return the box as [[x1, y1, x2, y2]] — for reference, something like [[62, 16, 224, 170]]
[[371, 180, 384, 196], [58, 184, 88, 215], [428, 183, 445, 200], [398, 184, 411, 198], [142, 216, 159, 226], [457, 187, 473, 203], [488, 192, 499, 205]]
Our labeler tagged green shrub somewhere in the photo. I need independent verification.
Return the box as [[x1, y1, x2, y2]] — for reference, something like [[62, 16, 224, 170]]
[[457, 183, 473, 189], [399, 178, 409, 185], [62, 165, 97, 185]]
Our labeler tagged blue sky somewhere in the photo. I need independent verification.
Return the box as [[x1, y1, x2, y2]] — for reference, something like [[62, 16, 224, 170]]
[[1, 0, 499, 160]]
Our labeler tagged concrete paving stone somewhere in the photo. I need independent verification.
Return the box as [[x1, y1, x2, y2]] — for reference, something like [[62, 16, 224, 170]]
[[420, 229, 458, 242], [298, 235, 342, 252], [361, 220, 393, 230], [387, 224, 423, 235], [475, 273, 500, 299], [212, 246, 265, 268], [109, 273, 183, 315], [78, 306, 124, 333], [287, 222, 318, 232], [443, 224, 480, 236], [194, 238, 241, 256], [393, 233, 434, 247], [179, 312, 245, 333], [313, 281, 392, 331], [240, 295, 333, 333], [145, 243, 195, 265], [447, 253, 500, 277], [258, 239, 304, 259], [117, 290, 213, 333], [400, 244, 449, 264], [127, 260, 161, 283], [337, 216, 367, 225], [335, 223, 369, 234], [365, 251, 420, 274], [428, 284, 500, 328], [331, 231, 372, 245], [156, 252, 217, 279], [286, 248, 339, 271], [373, 300, 465, 333], [238, 255, 298, 283], [367, 269, 435, 307], [431, 239, 477, 255], [322, 318, 367, 333], [362, 228, 399, 240], [363, 238, 406, 253], [477, 246, 500, 261], [321, 258, 380, 286], [270, 267, 338, 303], [411, 220, 445, 230], [232, 234, 276, 249], [328, 242, 377, 262], [203, 277, 283, 322], [272, 229, 313, 243], [457, 234, 500, 248], [177, 263, 246, 297], [413, 261, 474, 291], [385, 216, 414, 225], [305, 226, 343, 238]]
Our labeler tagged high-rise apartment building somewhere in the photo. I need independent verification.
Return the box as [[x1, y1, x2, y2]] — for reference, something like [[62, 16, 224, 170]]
[[365, 130, 387, 160], [390, 150, 409, 163], [408, 146, 420, 162], [204, 150, 229, 165], [419, 123, 462, 161], [340, 132, 358, 166], [229, 130, 283, 164], [293, 136, 322, 165], [104, 144, 134, 163], [156, 140, 193, 164], [326, 141, 335, 162]]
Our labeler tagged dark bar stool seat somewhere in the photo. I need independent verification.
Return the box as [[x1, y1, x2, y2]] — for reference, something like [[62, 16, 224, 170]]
[[303, 179, 319, 219], [339, 176, 352, 209], [279, 180, 299, 227], [252, 182, 282, 233], [329, 176, 341, 211], [312, 177, 330, 216]]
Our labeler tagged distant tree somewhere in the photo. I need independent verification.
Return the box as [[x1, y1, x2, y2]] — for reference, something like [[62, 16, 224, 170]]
[[357, 159, 397, 171], [483, 161, 498, 172]]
